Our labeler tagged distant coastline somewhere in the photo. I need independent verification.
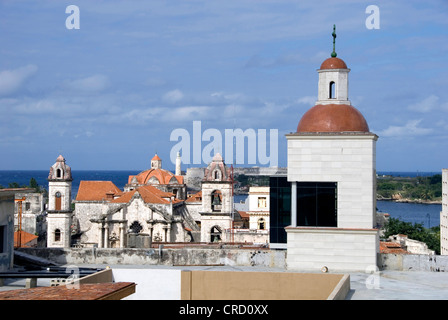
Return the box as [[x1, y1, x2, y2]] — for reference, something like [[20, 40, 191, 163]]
[[377, 197, 442, 205], [0, 169, 444, 202]]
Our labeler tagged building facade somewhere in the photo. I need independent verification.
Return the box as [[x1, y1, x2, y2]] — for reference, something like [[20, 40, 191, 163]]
[[47, 155, 73, 248], [285, 38, 379, 272], [199, 153, 234, 243], [441, 169, 448, 255], [72, 154, 199, 248], [0, 189, 17, 271]]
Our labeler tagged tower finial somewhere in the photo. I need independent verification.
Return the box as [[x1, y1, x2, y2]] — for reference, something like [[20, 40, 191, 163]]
[[331, 24, 337, 58]]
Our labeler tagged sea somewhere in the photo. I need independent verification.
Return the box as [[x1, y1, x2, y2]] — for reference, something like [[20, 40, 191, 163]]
[[0, 170, 443, 228]]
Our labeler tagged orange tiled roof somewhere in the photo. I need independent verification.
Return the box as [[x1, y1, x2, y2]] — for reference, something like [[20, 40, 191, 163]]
[[76, 181, 122, 201], [0, 282, 135, 300], [111, 185, 177, 205], [14, 230, 38, 248], [152, 154, 161, 161], [380, 241, 409, 254], [186, 191, 202, 203], [129, 168, 184, 185], [238, 211, 249, 219]]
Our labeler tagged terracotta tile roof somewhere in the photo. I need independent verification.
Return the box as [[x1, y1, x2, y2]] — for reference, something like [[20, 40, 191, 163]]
[[152, 154, 161, 161], [0, 282, 135, 300], [186, 191, 202, 203], [111, 185, 177, 205], [238, 211, 249, 219], [14, 230, 38, 248], [380, 241, 409, 254], [76, 181, 122, 201], [129, 168, 184, 185]]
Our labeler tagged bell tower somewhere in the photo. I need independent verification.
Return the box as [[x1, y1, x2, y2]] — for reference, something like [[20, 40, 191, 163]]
[[199, 153, 234, 243], [316, 25, 351, 105], [47, 155, 73, 247]]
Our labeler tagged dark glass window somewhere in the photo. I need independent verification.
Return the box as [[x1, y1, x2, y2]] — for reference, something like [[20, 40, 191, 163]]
[[0, 225, 5, 253], [297, 182, 337, 227], [269, 176, 291, 244]]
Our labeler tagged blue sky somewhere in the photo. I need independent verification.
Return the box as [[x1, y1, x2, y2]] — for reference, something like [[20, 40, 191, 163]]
[[0, 0, 447, 172]]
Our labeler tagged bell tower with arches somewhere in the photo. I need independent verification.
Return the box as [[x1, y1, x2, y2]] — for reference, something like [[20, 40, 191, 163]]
[[199, 153, 234, 243], [47, 155, 73, 247]]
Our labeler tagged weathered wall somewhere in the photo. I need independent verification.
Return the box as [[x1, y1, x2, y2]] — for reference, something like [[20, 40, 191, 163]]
[[18, 247, 286, 269], [17, 247, 448, 273], [380, 253, 448, 272]]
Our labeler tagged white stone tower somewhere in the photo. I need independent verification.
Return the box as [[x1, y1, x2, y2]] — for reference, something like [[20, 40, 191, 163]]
[[199, 153, 234, 243], [47, 155, 73, 247], [151, 154, 162, 169], [175, 151, 181, 176], [285, 26, 379, 272]]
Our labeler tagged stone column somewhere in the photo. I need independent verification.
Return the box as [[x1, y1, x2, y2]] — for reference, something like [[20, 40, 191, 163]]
[[97, 223, 103, 248], [103, 224, 109, 248], [119, 223, 125, 248]]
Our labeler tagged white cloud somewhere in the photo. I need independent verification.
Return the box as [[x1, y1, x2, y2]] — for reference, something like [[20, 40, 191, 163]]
[[408, 95, 440, 113], [64, 74, 110, 92], [297, 96, 316, 105], [379, 119, 433, 137], [0, 65, 38, 96], [162, 89, 184, 103]]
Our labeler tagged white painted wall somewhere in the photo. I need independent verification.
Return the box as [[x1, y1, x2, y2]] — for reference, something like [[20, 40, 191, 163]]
[[112, 268, 181, 300]]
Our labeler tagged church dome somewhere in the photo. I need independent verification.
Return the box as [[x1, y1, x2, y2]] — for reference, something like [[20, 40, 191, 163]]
[[320, 57, 347, 70], [296, 104, 369, 133], [132, 168, 183, 185]]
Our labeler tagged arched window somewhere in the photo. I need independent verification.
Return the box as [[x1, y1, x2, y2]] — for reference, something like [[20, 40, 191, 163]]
[[54, 229, 61, 242], [210, 226, 222, 242], [55, 191, 62, 211], [258, 218, 266, 230], [329, 81, 335, 99], [211, 190, 222, 212], [56, 168, 62, 178], [213, 170, 221, 180]]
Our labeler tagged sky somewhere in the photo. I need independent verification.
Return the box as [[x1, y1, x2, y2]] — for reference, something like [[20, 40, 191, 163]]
[[0, 0, 448, 172]]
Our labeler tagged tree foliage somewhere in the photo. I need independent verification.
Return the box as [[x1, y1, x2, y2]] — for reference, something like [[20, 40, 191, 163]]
[[383, 217, 440, 254], [377, 174, 442, 201]]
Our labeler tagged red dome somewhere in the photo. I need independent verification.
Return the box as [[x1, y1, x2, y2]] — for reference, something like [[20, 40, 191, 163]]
[[296, 104, 369, 133], [320, 57, 347, 70]]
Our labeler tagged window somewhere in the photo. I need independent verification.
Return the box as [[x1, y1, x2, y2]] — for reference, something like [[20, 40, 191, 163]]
[[269, 176, 291, 244], [54, 229, 61, 242], [210, 226, 222, 242], [211, 190, 222, 212], [56, 169, 62, 178], [0, 225, 5, 253], [297, 182, 337, 227], [129, 221, 143, 233], [213, 170, 221, 180], [258, 197, 267, 208], [55, 192, 62, 211], [25, 202, 30, 211], [329, 81, 335, 99], [258, 218, 266, 230]]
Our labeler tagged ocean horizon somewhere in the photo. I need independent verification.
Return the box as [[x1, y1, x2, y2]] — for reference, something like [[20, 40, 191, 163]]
[[0, 169, 442, 198], [1, 169, 442, 228]]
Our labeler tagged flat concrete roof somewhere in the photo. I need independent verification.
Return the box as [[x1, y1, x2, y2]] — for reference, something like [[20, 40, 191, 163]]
[[2, 264, 448, 300]]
